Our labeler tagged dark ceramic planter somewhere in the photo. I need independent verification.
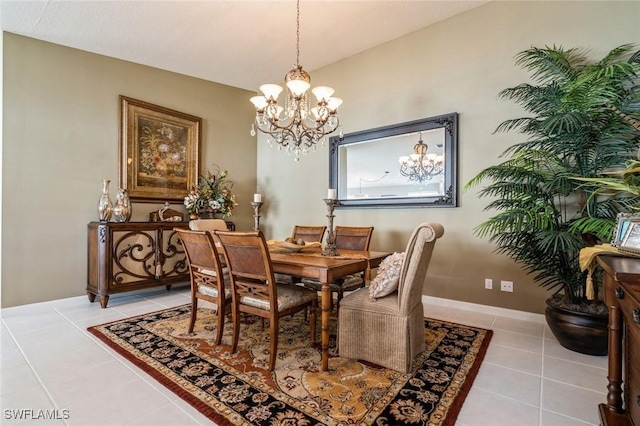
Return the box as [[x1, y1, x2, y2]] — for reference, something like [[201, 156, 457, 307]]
[[545, 298, 608, 356]]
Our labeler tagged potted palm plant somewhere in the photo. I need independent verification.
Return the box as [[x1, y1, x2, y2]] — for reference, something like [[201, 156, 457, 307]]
[[466, 44, 640, 355]]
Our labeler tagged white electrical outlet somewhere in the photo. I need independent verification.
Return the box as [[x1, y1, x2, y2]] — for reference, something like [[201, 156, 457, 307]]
[[484, 278, 493, 290], [500, 280, 514, 292]]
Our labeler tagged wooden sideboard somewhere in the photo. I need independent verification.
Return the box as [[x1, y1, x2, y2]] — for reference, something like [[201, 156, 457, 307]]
[[597, 255, 640, 426], [87, 221, 234, 308]]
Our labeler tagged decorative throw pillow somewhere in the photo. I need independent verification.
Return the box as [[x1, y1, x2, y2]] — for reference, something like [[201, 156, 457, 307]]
[[369, 252, 405, 301]]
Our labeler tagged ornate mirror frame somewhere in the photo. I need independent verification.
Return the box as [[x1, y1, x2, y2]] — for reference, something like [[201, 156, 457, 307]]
[[329, 112, 458, 208]]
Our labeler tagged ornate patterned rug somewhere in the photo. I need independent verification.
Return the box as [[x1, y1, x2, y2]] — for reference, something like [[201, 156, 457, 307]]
[[88, 305, 492, 425]]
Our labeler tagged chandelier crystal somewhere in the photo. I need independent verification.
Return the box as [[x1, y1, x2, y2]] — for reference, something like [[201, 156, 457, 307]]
[[249, 0, 342, 162], [398, 132, 444, 183]]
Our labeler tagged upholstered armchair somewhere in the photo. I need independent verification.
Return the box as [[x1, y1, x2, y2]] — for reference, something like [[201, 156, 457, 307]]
[[337, 222, 444, 373]]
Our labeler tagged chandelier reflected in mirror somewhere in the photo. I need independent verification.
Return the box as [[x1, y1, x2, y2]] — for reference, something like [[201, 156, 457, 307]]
[[250, 0, 343, 162], [398, 132, 444, 183]]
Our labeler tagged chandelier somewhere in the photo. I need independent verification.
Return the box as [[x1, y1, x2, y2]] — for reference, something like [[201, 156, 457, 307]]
[[398, 132, 444, 183], [249, 0, 342, 162]]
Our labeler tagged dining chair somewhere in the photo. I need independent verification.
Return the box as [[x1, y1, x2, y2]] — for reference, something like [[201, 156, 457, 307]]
[[291, 225, 327, 243], [189, 219, 229, 233], [302, 226, 374, 313], [175, 228, 231, 345], [338, 222, 444, 373], [214, 230, 318, 371], [189, 218, 231, 265], [276, 225, 328, 285]]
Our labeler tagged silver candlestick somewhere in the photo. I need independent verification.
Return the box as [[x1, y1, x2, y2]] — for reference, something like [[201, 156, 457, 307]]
[[251, 201, 263, 231], [322, 198, 340, 256]]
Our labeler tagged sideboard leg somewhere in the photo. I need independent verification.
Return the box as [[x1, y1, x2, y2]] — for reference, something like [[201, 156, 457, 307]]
[[87, 292, 96, 303], [99, 295, 110, 309], [165, 284, 172, 291]]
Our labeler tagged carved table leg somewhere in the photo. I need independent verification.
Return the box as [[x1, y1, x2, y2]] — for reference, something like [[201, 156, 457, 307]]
[[321, 280, 331, 372]]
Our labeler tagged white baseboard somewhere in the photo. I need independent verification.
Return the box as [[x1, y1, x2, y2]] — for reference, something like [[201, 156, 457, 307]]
[[422, 295, 546, 324]]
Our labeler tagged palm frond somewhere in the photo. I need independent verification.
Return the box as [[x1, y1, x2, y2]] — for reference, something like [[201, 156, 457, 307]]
[[467, 44, 640, 303]]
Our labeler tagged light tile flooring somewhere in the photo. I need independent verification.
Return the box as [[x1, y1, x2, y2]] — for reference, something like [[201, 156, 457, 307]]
[[1, 286, 607, 425]]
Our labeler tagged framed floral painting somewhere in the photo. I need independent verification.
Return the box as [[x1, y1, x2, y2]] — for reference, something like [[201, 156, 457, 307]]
[[120, 96, 201, 202]]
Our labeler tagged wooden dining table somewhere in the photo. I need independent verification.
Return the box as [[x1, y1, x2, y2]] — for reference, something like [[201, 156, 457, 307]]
[[269, 248, 390, 371]]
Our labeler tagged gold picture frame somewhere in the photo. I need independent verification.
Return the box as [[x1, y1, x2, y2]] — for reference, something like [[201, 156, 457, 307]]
[[120, 96, 201, 202]]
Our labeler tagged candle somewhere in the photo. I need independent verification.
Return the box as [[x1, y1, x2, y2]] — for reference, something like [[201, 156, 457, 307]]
[[253, 193, 262, 203], [327, 189, 337, 199]]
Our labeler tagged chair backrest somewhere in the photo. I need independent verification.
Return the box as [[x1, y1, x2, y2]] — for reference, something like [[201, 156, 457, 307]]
[[189, 219, 228, 232], [397, 223, 444, 315], [189, 218, 229, 264], [215, 230, 276, 308], [292, 225, 327, 243], [175, 228, 225, 284], [334, 226, 374, 251]]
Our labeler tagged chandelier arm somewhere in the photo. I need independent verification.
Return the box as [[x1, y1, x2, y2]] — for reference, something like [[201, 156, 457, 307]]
[[255, 119, 300, 148], [254, 113, 338, 138]]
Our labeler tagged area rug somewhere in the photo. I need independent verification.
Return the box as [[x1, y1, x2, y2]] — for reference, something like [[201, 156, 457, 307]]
[[88, 305, 492, 425]]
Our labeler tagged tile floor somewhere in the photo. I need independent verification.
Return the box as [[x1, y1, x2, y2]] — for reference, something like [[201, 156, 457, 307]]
[[1, 286, 608, 425]]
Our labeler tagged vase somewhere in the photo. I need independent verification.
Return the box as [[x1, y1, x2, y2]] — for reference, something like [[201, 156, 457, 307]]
[[198, 206, 219, 219], [97, 179, 113, 222], [112, 188, 131, 223], [123, 189, 132, 221]]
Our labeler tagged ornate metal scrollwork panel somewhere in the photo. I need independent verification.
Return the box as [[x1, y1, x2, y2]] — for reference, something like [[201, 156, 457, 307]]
[[111, 230, 157, 285], [160, 229, 188, 277]]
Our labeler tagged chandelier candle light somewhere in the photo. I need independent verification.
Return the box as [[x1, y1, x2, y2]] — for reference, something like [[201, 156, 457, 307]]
[[250, 0, 343, 162], [398, 132, 444, 183]]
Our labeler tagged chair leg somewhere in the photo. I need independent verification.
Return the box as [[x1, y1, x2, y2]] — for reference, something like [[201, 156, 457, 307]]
[[231, 303, 240, 353], [188, 296, 198, 333], [309, 302, 317, 345], [269, 316, 279, 371], [215, 300, 225, 345]]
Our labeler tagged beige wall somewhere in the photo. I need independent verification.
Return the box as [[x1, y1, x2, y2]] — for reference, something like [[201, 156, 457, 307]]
[[4, 1, 640, 311], [2, 34, 256, 307], [257, 1, 640, 314]]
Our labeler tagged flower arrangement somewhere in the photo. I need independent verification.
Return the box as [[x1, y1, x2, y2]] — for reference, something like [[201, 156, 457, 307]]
[[184, 166, 237, 217]]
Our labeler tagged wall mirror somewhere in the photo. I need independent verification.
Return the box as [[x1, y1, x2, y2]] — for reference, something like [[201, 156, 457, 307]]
[[329, 112, 458, 208]]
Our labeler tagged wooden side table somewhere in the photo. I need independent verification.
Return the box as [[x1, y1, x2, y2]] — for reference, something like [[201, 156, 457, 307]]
[[597, 255, 640, 426]]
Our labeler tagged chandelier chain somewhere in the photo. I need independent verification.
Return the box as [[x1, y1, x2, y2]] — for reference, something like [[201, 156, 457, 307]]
[[295, 0, 300, 66]]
